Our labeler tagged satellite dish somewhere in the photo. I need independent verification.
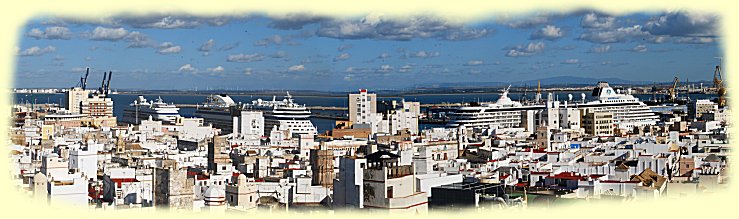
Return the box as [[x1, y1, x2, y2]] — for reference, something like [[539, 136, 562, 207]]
[[581, 93, 586, 100], [627, 88, 632, 94], [568, 94, 573, 101]]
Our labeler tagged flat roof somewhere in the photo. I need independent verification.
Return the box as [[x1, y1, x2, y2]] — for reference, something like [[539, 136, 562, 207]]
[[433, 181, 503, 191]]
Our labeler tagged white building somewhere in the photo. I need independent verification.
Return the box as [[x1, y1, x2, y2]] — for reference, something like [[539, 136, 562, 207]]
[[64, 87, 90, 114], [349, 89, 377, 125], [386, 100, 421, 135], [233, 110, 264, 138], [48, 177, 88, 207], [68, 142, 100, 180], [41, 154, 68, 179]]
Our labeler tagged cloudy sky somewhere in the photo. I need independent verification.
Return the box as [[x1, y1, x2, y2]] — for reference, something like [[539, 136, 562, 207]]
[[14, 10, 721, 91]]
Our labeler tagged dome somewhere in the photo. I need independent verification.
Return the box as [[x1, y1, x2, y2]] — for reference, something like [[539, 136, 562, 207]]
[[237, 174, 247, 184], [34, 172, 47, 183], [204, 186, 226, 205]]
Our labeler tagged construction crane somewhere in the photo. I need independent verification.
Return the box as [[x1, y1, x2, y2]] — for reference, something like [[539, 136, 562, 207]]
[[713, 59, 726, 108], [669, 76, 680, 101]]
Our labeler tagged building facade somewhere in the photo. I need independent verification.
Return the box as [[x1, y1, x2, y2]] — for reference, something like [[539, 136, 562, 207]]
[[349, 89, 377, 126]]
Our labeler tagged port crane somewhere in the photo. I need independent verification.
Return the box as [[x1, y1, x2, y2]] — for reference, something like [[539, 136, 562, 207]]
[[75, 67, 90, 89], [669, 76, 679, 101], [97, 71, 114, 97]]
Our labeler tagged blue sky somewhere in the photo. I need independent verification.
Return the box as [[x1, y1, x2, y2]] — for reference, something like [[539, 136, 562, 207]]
[[14, 11, 721, 91]]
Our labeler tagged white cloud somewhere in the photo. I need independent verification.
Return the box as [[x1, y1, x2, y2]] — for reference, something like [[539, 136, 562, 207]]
[[219, 42, 240, 51], [207, 66, 225, 73], [243, 68, 253, 75], [562, 59, 579, 64], [199, 39, 215, 52], [345, 67, 355, 72], [134, 16, 201, 29], [316, 14, 491, 41], [377, 53, 390, 59], [466, 60, 484, 66], [87, 26, 153, 48], [89, 27, 129, 41], [409, 50, 440, 58], [227, 53, 265, 62], [125, 31, 153, 48], [156, 42, 182, 54], [288, 64, 305, 72], [337, 44, 353, 51], [675, 36, 716, 44], [632, 44, 647, 53], [530, 25, 563, 40], [70, 67, 88, 73], [500, 14, 550, 28], [254, 35, 284, 46], [588, 45, 611, 53], [505, 42, 545, 57], [26, 26, 72, 40], [643, 11, 718, 37], [18, 46, 56, 56], [398, 65, 412, 73], [270, 51, 288, 58], [267, 13, 329, 30], [109, 15, 231, 29], [581, 13, 615, 29], [334, 53, 351, 61], [343, 74, 354, 81], [578, 25, 648, 43], [178, 64, 197, 73], [379, 64, 392, 73]]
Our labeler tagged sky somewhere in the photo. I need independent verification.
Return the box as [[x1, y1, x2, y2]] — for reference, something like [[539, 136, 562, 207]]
[[14, 10, 722, 91]]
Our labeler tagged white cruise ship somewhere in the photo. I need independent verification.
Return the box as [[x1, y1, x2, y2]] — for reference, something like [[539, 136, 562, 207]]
[[194, 94, 239, 133], [446, 82, 658, 131], [447, 86, 544, 129], [122, 96, 180, 125], [245, 92, 317, 137], [574, 81, 658, 129]]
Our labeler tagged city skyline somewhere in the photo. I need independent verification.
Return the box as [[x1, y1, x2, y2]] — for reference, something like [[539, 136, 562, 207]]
[[14, 10, 721, 91]]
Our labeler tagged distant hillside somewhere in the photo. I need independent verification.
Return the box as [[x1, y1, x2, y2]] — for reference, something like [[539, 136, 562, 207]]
[[416, 76, 653, 89], [511, 76, 652, 86]]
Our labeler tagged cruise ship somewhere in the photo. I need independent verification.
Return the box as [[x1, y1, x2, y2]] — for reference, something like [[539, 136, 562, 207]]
[[446, 82, 658, 131], [194, 94, 239, 133], [446, 86, 544, 129], [245, 92, 317, 137], [122, 96, 180, 125], [574, 82, 659, 129]]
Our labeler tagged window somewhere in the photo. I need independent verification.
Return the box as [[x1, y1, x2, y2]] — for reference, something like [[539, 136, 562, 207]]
[[387, 186, 393, 198]]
